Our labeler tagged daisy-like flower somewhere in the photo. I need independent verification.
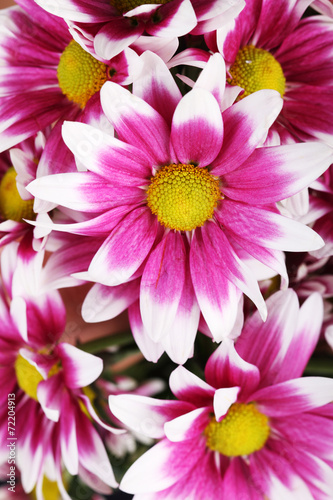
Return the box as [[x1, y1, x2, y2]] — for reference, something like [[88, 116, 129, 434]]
[[109, 290, 333, 499], [206, 0, 333, 146], [27, 52, 332, 363], [0, 132, 49, 248], [34, 0, 245, 60], [0, 236, 122, 499], [0, 0, 140, 153]]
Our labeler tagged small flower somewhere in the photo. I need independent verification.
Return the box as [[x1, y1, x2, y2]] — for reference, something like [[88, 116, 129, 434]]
[[206, 0, 333, 146], [33, 0, 245, 60], [109, 290, 333, 499], [0, 236, 122, 497]]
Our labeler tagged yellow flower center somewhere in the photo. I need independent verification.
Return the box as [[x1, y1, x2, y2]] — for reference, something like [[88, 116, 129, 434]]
[[0, 167, 35, 222], [15, 354, 60, 401], [228, 45, 286, 99], [32, 476, 63, 500], [57, 40, 108, 109], [204, 403, 270, 457], [146, 163, 221, 232], [110, 0, 172, 14]]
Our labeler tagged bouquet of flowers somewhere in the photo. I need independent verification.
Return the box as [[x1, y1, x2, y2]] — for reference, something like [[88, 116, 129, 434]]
[[1, 0, 333, 498]]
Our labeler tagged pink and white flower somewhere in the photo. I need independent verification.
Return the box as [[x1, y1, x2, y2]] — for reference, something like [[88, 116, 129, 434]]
[[0, 0, 140, 153], [109, 290, 333, 499], [0, 235, 122, 499], [206, 0, 333, 146], [27, 53, 332, 363], [34, 0, 245, 60]]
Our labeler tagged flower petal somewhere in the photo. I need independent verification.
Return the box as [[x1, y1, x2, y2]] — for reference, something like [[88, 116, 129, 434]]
[[101, 81, 170, 166], [252, 377, 333, 417], [88, 207, 158, 286], [170, 88, 223, 167], [140, 232, 185, 342], [57, 343, 103, 389]]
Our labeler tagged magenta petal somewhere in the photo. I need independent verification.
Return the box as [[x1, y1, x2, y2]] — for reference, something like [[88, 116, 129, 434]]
[[169, 365, 215, 407], [109, 393, 193, 439], [164, 407, 209, 442], [211, 89, 282, 176], [76, 409, 118, 488], [274, 293, 324, 383], [140, 232, 185, 342], [200, 221, 266, 319], [252, 377, 333, 417], [82, 280, 139, 323], [236, 289, 300, 388], [60, 389, 79, 475], [101, 82, 170, 166], [221, 142, 333, 204], [133, 50, 182, 126], [205, 339, 260, 399], [120, 437, 206, 494], [94, 17, 143, 60], [88, 207, 158, 286], [161, 259, 200, 364], [57, 343, 103, 389], [129, 300, 165, 363], [224, 457, 264, 499], [171, 88, 223, 167], [146, 0, 197, 38], [62, 121, 152, 183], [190, 228, 242, 341]]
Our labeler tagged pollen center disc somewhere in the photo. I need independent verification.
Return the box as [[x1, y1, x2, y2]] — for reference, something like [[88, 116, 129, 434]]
[[228, 45, 286, 99], [147, 163, 221, 232]]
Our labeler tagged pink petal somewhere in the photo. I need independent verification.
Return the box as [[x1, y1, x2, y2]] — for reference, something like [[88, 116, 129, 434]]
[[82, 280, 139, 323], [94, 17, 143, 60], [200, 221, 267, 319], [129, 300, 165, 363], [140, 232, 185, 342], [88, 207, 158, 286], [161, 261, 200, 364], [109, 394, 193, 439], [190, 229, 242, 341], [221, 142, 333, 204], [133, 50, 182, 126], [211, 89, 283, 176], [100, 82, 170, 166], [146, 0, 197, 38], [274, 293, 324, 383], [60, 389, 79, 475], [236, 289, 300, 388], [169, 365, 215, 407], [57, 343, 103, 389], [28, 172, 137, 212], [205, 339, 260, 399], [252, 377, 333, 417], [164, 407, 210, 442], [216, 199, 324, 252], [170, 88, 223, 167], [120, 437, 206, 494], [62, 121, 152, 183]]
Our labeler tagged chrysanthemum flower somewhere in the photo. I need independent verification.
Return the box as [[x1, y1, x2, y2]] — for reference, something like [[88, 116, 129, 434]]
[[0, 0, 140, 153], [34, 0, 245, 60], [206, 0, 333, 146], [0, 132, 49, 247], [109, 290, 333, 499], [0, 236, 122, 498], [27, 53, 332, 363]]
